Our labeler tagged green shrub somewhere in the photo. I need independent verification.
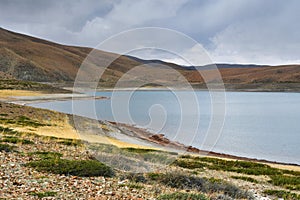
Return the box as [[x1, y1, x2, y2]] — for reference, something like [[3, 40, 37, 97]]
[[179, 154, 193, 159], [231, 176, 259, 183], [151, 172, 252, 199], [282, 170, 300, 176], [0, 116, 49, 128], [122, 147, 160, 153], [29, 151, 63, 160], [1, 136, 34, 144], [89, 143, 177, 168], [269, 175, 300, 190], [173, 159, 208, 169], [0, 126, 18, 135], [58, 139, 82, 146], [147, 172, 161, 180], [26, 159, 114, 177], [206, 160, 279, 175], [177, 156, 281, 176], [121, 173, 147, 183], [15, 116, 50, 127], [125, 183, 144, 189], [158, 192, 208, 200], [264, 190, 300, 200], [28, 191, 57, 198], [0, 143, 15, 152]]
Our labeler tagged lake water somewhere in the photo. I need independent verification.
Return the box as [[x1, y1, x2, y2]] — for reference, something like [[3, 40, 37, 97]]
[[29, 91, 300, 165]]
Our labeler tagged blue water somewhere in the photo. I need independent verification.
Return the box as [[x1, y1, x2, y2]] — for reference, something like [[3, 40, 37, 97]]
[[29, 91, 300, 165]]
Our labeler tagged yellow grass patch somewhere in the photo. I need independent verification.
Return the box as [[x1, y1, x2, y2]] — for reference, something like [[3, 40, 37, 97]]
[[12, 116, 80, 140], [107, 137, 157, 149], [0, 90, 44, 99]]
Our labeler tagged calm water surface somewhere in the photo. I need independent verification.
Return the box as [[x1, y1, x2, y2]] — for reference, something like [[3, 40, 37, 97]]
[[29, 91, 300, 165]]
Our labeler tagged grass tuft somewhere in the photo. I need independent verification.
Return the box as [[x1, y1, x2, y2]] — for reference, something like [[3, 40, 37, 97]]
[[28, 191, 57, 198], [125, 183, 144, 189], [0, 136, 34, 144], [176, 156, 281, 176], [58, 138, 82, 146], [147, 172, 253, 199], [231, 176, 259, 183], [0, 116, 50, 128], [26, 158, 114, 177], [172, 159, 208, 169], [158, 192, 208, 200], [0, 125, 18, 135], [264, 189, 300, 200], [122, 147, 160, 154], [121, 173, 147, 183], [269, 175, 300, 190], [29, 151, 63, 160], [0, 143, 15, 152]]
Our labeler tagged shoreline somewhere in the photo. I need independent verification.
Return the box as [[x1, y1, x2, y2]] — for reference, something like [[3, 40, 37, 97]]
[[64, 86, 300, 93], [1, 91, 299, 171], [112, 122, 300, 170], [1, 92, 107, 105]]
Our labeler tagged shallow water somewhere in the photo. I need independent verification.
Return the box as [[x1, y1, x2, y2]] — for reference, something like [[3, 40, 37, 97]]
[[29, 91, 300, 165]]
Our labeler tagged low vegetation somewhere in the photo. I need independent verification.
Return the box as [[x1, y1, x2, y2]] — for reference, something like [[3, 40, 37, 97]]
[[264, 189, 300, 200], [231, 176, 259, 183], [0, 136, 34, 144], [177, 155, 279, 175], [269, 175, 300, 190], [57, 138, 83, 146], [0, 79, 69, 93], [173, 159, 208, 169], [26, 158, 114, 177], [174, 155, 300, 193], [0, 143, 15, 152], [121, 147, 161, 154], [28, 151, 63, 160], [0, 125, 18, 135], [124, 183, 144, 190], [157, 192, 208, 200], [0, 115, 50, 128], [158, 173, 252, 199], [121, 171, 253, 199], [89, 143, 178, 171], [28, 191, 57, 198]]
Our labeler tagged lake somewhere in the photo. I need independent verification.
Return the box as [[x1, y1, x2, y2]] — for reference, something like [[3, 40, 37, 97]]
[[29, 91, 300, 165]]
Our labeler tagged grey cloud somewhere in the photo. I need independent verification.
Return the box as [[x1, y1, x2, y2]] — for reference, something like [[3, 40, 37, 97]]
[[0, 0, 299, 64], [209, 0, 300, 64]]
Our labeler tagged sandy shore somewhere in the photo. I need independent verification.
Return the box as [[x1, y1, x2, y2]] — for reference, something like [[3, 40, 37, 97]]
[[1, 91, 107, 105]]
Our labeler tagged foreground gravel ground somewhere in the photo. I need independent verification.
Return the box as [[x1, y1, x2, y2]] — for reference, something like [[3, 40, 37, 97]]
[[0, 135, 276, 200], [0, 136, 183, 199]]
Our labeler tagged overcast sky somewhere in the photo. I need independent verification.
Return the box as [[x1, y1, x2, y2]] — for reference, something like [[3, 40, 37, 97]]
[[0, 0, 299, 65]]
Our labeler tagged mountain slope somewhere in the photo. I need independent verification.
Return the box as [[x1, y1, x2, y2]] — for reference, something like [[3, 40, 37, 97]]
[[0, 28, 142, 82], [0, 28, 299, 91]]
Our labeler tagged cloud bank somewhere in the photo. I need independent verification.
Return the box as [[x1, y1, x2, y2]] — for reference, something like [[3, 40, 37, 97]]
[[0, 0, 299, 65]]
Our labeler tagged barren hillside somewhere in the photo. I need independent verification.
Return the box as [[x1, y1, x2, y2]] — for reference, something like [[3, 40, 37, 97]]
[[0, 28, 299, 91]]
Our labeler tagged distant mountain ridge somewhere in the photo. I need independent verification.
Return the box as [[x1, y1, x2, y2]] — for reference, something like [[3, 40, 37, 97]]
[[126, 55, 270, 69], [0, 28, 300, 91]]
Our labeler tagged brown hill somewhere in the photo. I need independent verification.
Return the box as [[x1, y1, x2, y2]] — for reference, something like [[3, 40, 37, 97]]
[[0, 28, 141, 83], [0, 28, 299, 91]]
